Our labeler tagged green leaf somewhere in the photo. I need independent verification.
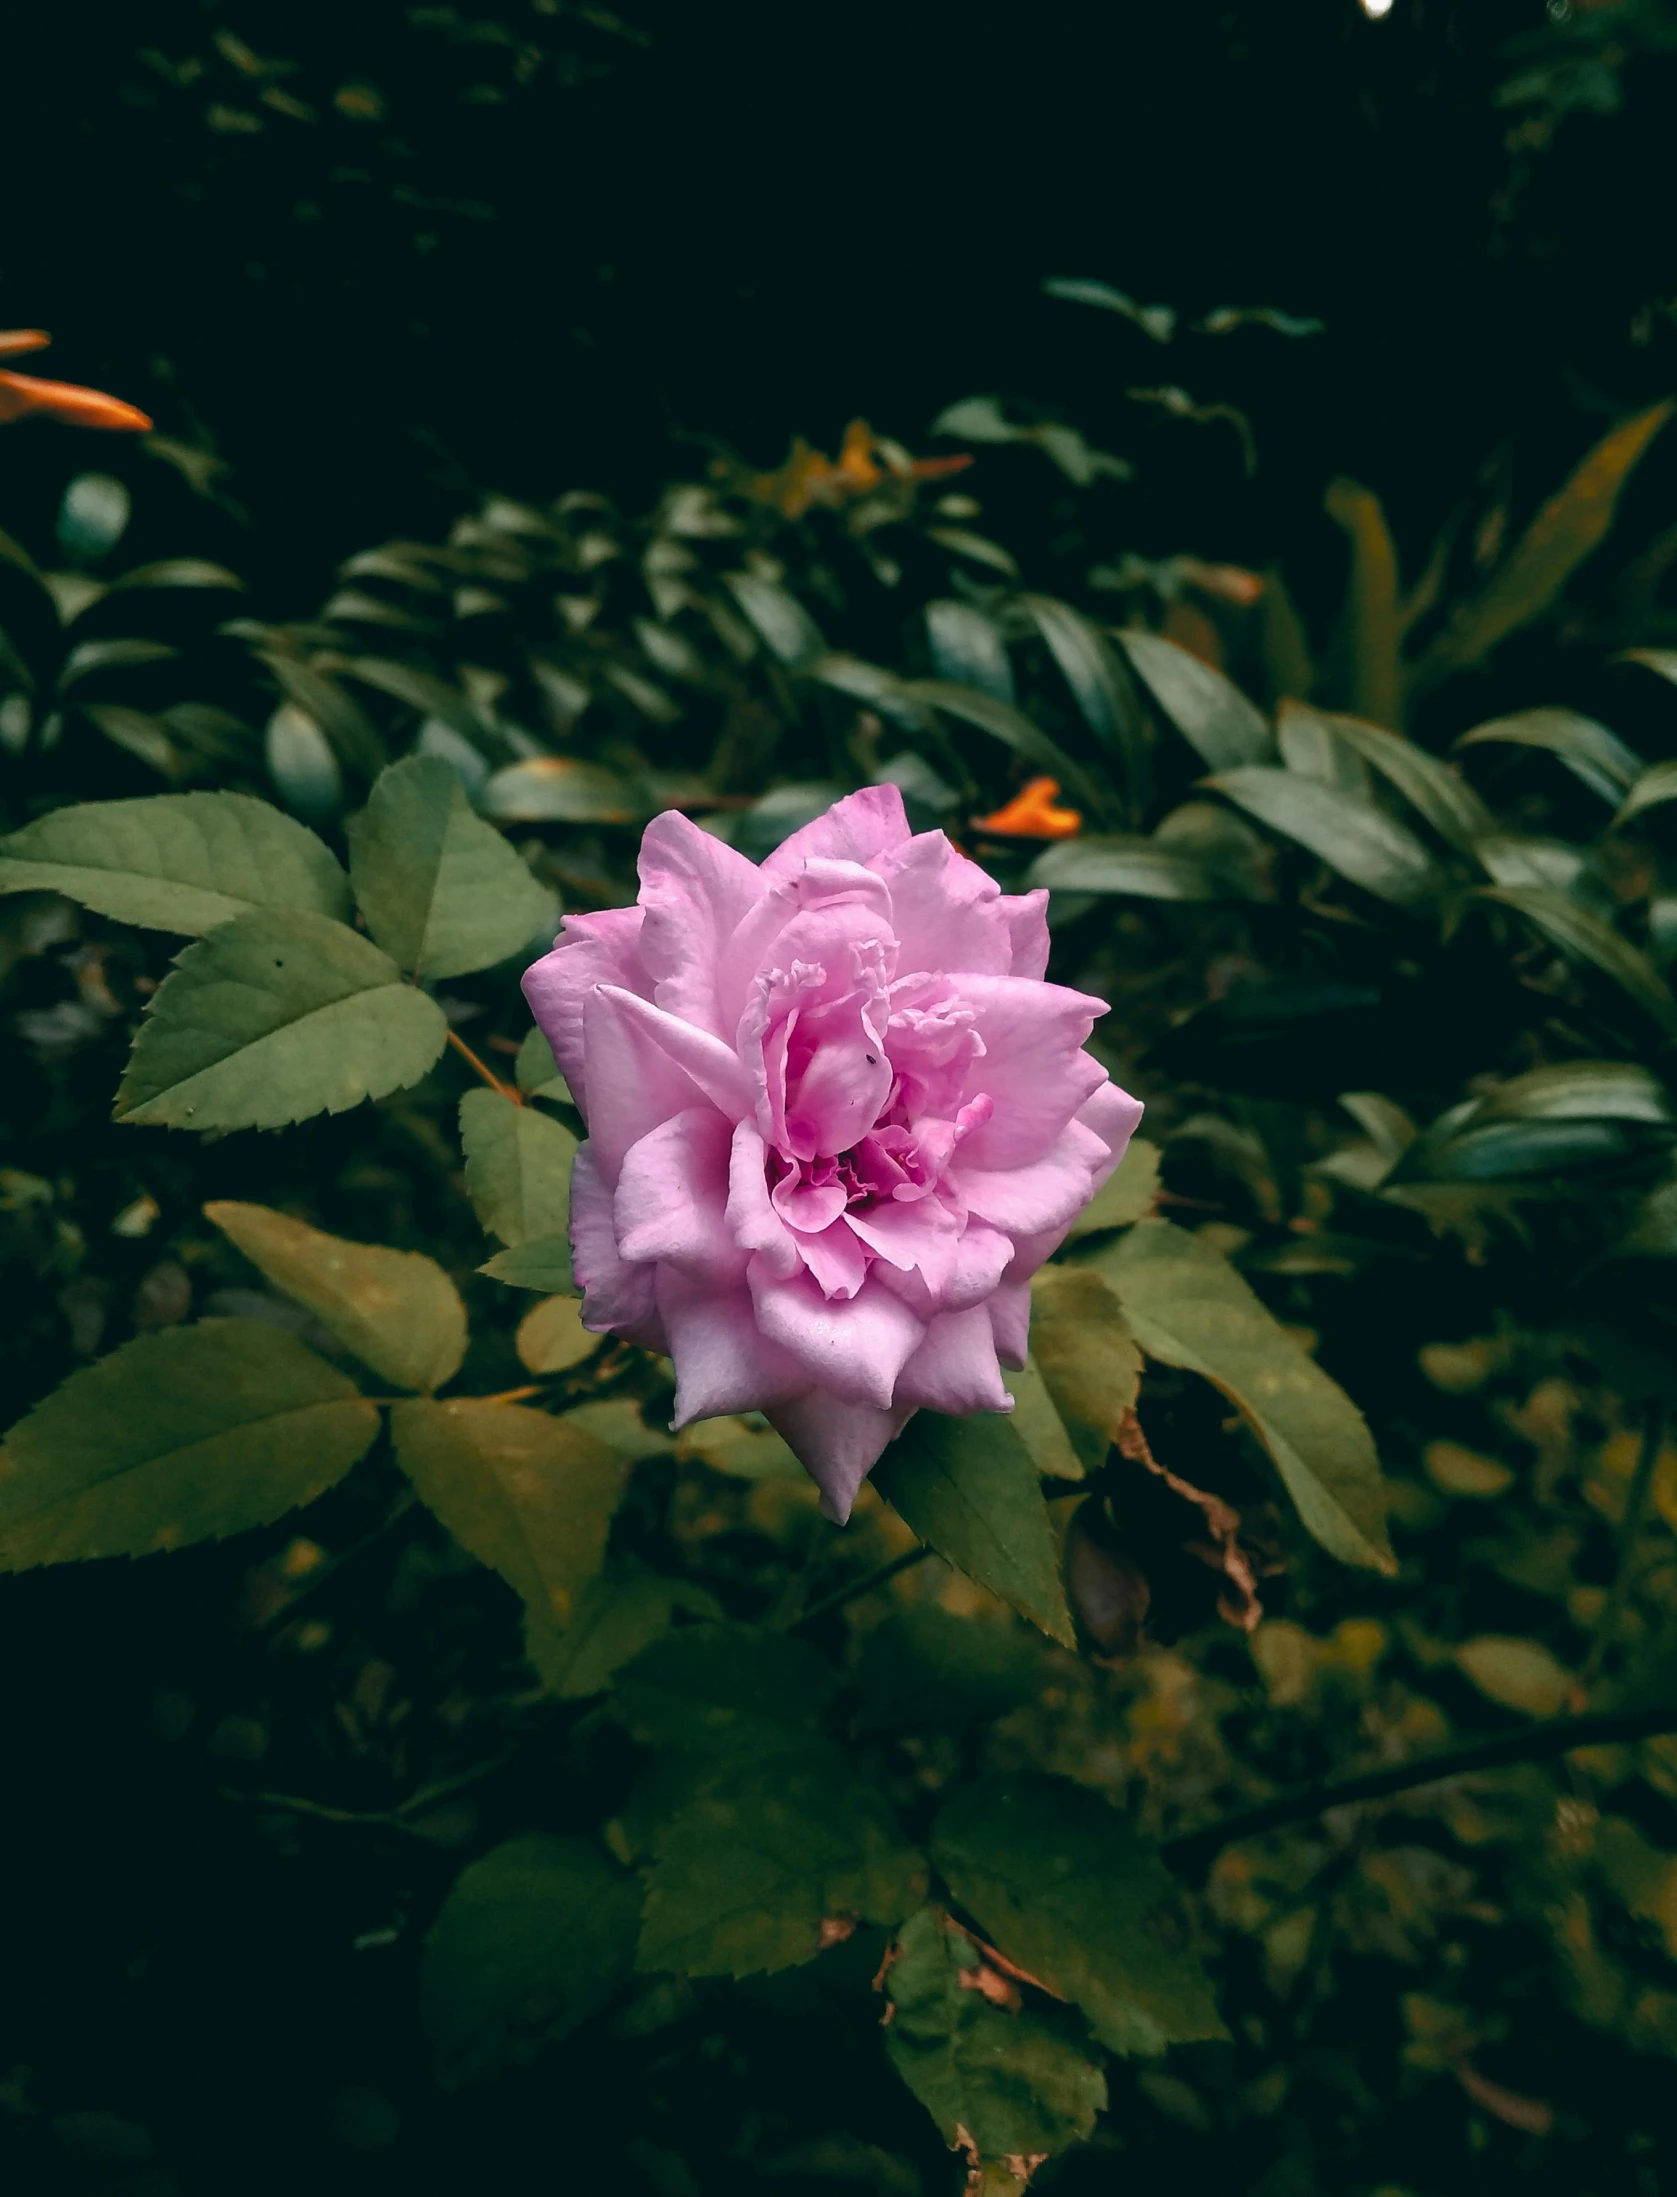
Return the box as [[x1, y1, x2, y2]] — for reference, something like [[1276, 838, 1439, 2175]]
[[391, 1399, 622, 1627], [1456, 708, 1643, 806], [1323, 479, 1401, 730], [257, 650, 388, 781], [637, 1747, 924, 1978], [115, 910, 449, 1131], [924, 528, 1019, 579], [1026, 834, 1248, 902], [459, 1088, 577, 1247], [514, 1024, 573, 1103], [1113, 631, 1272, 770], [347, 754, 556, 980], [1455, 1635, 1574, 1718], [81, 704, 182, 780], [1021, 594, 1151, 817], [1067, 1135, 1161, 1237], [57, 636, 179, 689], [1028, 1266, 1142, 1473], [884, 1906, 1106, 2167], [341, 656, 487, 743], [515, 1295, 600, 1374], [874, 1413, 1075, 1645], [723, 572, 825, 666], [480, 1233, 576, 1293], [932, 1778, 1226, 2055], [1310, 712, 1499, 853], [0, 792, 350, 934], [0, 1321, 378, 1569], [1480, 1060, 1672, 1125], [524, 1559, 722, 1699], [204, 1199, 467, 1392], [478, 758, 638, 824], [1615, 760, 1677, 828], [1002, 1359, 1085, 1483], [110, 557, 244, 594], [615, 1621, 836, 1758], [1478, 886, 1677, 1038], [854, 1608, 1044, 1736], [901, 679, 1117, 827], [1417, 400, 1674, 684], [1094, 1218, 1395, 1572], [421, 1833, 641, 2089], [1276, 699, 1373, 795], [1205, 766, 1444, 911], [925, 599, 1015, 703]]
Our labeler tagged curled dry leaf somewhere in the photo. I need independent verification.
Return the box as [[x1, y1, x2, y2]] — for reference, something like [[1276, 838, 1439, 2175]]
[[1115, 1408, 1266, 1634]]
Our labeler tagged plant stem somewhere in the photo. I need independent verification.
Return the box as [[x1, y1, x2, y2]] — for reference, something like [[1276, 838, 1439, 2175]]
[[1164, 1701, 1677, 1877], [447, 1026, 521, 1101], [1581, 1397, 1666, 1684], [786, 1544, 932, 1631]]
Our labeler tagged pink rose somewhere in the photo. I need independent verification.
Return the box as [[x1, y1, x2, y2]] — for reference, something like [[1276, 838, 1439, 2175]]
[[523, 787, 1141, 1521]]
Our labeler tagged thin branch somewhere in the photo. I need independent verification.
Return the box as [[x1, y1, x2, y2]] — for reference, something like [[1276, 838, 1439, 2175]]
[[786, 1544, 933, 1631], [447, 1026, 521, 1101], [1581, 1399, 1666, 1684], [1163, 1701, 1677, 1876]]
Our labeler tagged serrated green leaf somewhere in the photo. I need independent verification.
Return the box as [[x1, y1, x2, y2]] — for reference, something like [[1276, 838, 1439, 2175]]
[[1418, 400, 1674, 684], [347, 754, 556, 980], [1028, 1266, 1142, 1473], [637, 1747, 924, 1978], [524, 1559, 723, 1699], [1067, 1135, 1161, 1238], [513, 1024, 572, 1103], [0, 791, 350, 934], [1093, 1218, 1394, 1572], [480, 1233, 576, 1293], [391, 1398, 622, 1627], [1114, 631, 1272, 770], [459, 1088, 577, 1247], [421, 1833, 641, 2089], [1021, 594, 1150, 818], [0, 1321, 378, 1569], [1457, 708, 1642, 805], [115, 910, 449, 1131], [932, 1778, 1226, 2056], [1479, 885, 1677, 1037], [874, 1412, 1075, 1645], [1205, 766, 1443, 911], [884, 1906, 1106, 2165], [204, 1199, 467, 1392]]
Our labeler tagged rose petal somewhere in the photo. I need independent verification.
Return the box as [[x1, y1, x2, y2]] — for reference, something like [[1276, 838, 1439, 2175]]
[[869, 1217, 1014, 1318], [766, 1393, 913, 1523], [615, 1108, 743, 1283], [794, 1217, 869, 1300], [727, 1120, 802, 1281], [1077, 1077, 1146, 1187], [952, 974, 1111, 1169], [637, 809, 768, 1040], [877, 830, 1012, 977], [584, 983, 756, 1183], [999, 888, 1051, 980], [955, 1115, 1113, 1235], [522, 905, 648, 1118], [570, 1143, 667, 1350], [761, 782, 911, 879], [895, 1303, 1013, 1414], [748, 1263, 924, 1409], [660, 1270, 807, 1425]]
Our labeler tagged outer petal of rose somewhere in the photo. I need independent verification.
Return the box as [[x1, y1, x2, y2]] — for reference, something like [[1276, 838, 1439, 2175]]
[[1078, 1076, 1145, 1186], [636, 810, 769, 1040], [870, 1217, 1013, 1318], [726, 1120, 802, 1281], [875, 830, 1012, 976], [614, 1108, 744, 1283], [766, 1392, 914, 1524], [952, 975, 1110, 1169], [895, 1303, 1013, 1414], [988, 1274, 1031, 1367], [748, 1262, 924, 1409], [659, 1270, 808, 1426], [956, 1116, 1113, 1235], [999, 888, 1051, 980], [522, 906, 648, 1119], [762, 783, 911, 879], [584, 984, 756, 1182], [570, 1143, 667, 1349]]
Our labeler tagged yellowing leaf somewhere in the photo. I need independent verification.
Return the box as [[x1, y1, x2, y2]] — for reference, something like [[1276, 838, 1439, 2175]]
[[1456, 1635, 1574, 1718], [1029, 1265, 1141, 1472], [515, 1295, 600, 1375], [206, 1200, 467, 1392]]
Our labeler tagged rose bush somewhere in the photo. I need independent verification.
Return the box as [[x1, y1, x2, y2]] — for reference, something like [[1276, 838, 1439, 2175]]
[[524, 784, 1141, 1518]]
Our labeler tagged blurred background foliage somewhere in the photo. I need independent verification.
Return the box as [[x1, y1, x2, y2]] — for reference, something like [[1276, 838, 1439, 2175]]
[[6, 3, 1677, 2195]]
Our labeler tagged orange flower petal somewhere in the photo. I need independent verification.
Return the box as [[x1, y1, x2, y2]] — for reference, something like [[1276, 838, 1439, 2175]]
[[0, 371, 152, 431], [972, 777, 1083, 840], [833, 417, 882, 492], [907, 452, 974, 481], [0, 329, 51, 360]]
